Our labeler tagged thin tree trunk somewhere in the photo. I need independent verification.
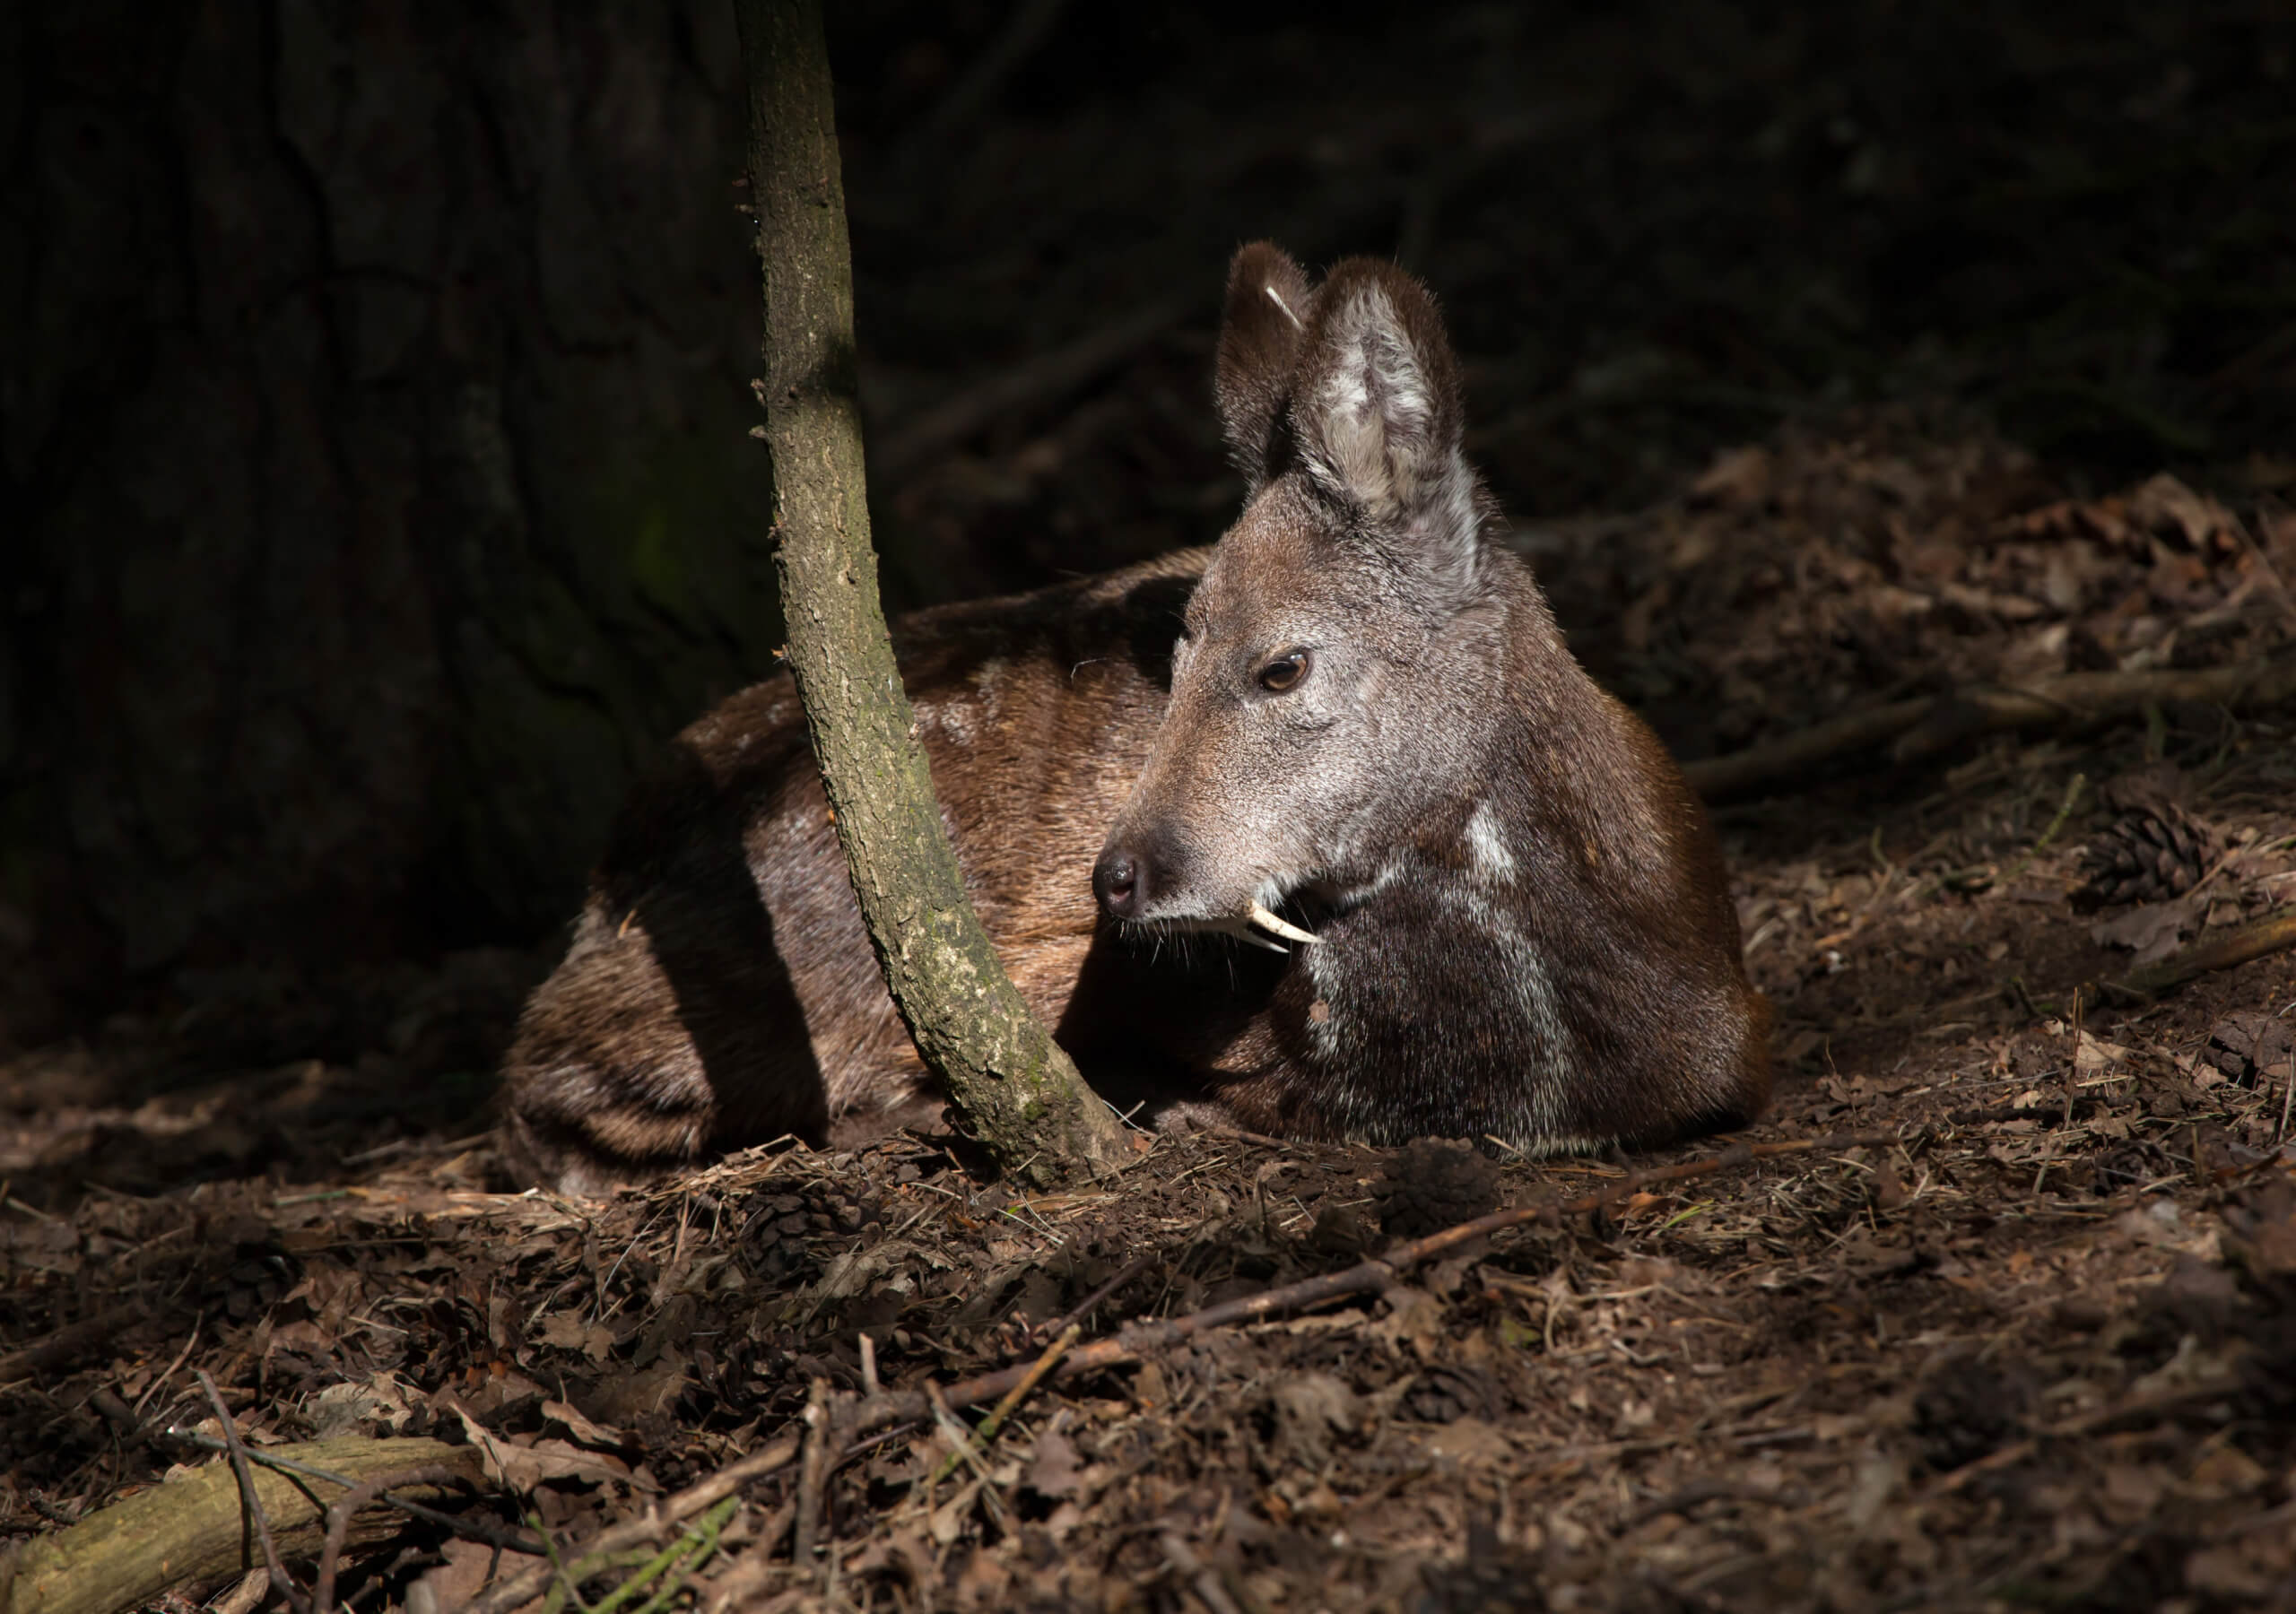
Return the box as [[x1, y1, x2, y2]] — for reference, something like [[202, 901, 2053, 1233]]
[[732, 0, 1126, 1184]]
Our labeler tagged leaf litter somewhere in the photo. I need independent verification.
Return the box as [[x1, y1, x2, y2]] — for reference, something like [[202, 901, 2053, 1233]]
[[4, 440, 2296, 1610]]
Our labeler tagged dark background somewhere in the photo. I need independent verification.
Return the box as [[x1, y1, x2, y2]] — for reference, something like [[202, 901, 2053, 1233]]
[[4, 0, 2290, 1054]]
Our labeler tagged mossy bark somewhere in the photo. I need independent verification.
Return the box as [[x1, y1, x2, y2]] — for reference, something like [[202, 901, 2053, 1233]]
[[4, 6, 779, 1003], [0, 1437, 480, 1614], [733, 0, 1126, 1184]]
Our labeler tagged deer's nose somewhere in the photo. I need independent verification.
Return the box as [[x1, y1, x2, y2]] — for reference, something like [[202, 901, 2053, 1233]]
[[1093, 834, 1169, 921], [1093, 848, 1144, 918]]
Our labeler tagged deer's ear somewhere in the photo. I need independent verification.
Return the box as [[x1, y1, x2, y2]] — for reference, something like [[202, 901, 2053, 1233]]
[[1289, 260, 1478, 594], [1215, 242, 1316, 490]]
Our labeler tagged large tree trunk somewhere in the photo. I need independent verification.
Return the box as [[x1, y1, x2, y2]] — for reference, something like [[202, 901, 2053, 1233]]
[[2, 3, 780, 1021], [734, 0, 1126, 1184]]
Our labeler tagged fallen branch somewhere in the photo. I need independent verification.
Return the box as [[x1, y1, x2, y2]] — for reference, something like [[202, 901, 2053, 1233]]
[[1683, 699, 1932, 800], [1684, 651, 2296, 799], [892, 0, 1071, 163], [871, 296, 1189, 478], [163, 1431, 539, 1556], [2080, 905, 2296, 1011], [928, 1323, 1082, 1488], [0, 1437, 481, 1614], [0, 1303, 150, 1385]]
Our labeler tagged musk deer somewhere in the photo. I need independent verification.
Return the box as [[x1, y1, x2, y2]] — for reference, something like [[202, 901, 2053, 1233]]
[[502, 243, 1770, 1193]]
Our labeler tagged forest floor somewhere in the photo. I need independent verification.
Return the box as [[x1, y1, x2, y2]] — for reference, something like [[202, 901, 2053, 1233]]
[[7, 3, 2296, 1606], [6, 424, 2296, 1613]]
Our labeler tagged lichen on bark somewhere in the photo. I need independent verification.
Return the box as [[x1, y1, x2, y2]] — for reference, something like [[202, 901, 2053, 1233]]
[[732, 0, 1127, 1184]]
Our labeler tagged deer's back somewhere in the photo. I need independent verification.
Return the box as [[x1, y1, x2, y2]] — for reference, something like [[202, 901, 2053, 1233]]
[[500, 551, 1207, 1190]]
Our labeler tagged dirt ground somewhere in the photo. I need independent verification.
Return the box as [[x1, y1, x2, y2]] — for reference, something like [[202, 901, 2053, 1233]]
[[7, 2, 2296, 1606], [5, 419, 2296, 1612]]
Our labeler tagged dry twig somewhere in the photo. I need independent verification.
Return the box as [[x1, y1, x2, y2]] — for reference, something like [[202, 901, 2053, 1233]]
[[929, 1323, 1083, 1488], [2081, 905, 2296, 1010], [918, 1130, 1902, 1412], [198, 1370, 308, 1614], [311, 1464, 460, 1614], [1031, 1251, 1160, 1343], [0, 1303, 149, 1385], [458, 1123, 1900, 1610], [1684, 651, 2296, 798], [792, 1378, 836, 1572], [463, 1440, 806, 1614]]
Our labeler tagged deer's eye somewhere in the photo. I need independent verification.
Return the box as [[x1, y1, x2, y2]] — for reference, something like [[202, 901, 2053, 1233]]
[[1257, 650, 1309, 692]]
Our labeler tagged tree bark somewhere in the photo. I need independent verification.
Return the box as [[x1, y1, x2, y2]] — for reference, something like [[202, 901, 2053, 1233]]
[[4, 3, 778, 1019], [733, 0, 1126, 1184]]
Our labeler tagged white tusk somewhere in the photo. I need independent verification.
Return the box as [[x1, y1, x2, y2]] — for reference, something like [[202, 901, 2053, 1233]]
[[1202, 914, 1289, 953], [1248, 903, 1321, 947]]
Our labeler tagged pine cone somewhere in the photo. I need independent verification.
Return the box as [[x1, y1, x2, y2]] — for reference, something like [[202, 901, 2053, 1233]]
[[2074, 802, 2216, 908], [1372, 1139, 1500, 1239]]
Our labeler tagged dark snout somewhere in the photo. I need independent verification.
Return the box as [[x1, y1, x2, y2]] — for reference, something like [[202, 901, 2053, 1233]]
[[1092, 828, 1179, 922]]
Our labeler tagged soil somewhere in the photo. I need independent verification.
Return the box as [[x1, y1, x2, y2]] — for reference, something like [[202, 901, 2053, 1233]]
[[7, 2, 2296, 1609], [5, 425, 2296, 1612]]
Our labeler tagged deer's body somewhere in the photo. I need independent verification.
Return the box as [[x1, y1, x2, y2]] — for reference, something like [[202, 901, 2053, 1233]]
[[504, 246, 1770, 1193]]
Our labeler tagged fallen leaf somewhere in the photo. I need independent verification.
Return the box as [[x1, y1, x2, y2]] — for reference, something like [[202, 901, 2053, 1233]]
[[1022, 1427, 1083, 1500], [1264, 1375, 1360, 1469], [536, 1311, 616, 1363], [2187, 1541, 2287, 1601], [2091, 895, 2203, 967], [2127, 473, 2233, 550], [1369, 1287, 1447, 1362], [1692, 445, 1773, 510], [543, 1399, 627, 1450], [2100, 1462, 2166, 1524], [1422, 1417, 1514, 1469], [929, 1478, 979, 1545], [304, 1372, 421, 1438], [1130, 1359, 1167, 1408], [585, 1353, 690, 1427], [955, 1546, 1011, 1607], [406, 1537, 497, 1611], [448, 1401, 649, 1494], [2185, 1444, 2268, 1498]]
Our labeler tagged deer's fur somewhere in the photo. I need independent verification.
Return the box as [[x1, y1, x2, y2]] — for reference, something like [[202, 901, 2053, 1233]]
[[502, 244, 1769, 1193]]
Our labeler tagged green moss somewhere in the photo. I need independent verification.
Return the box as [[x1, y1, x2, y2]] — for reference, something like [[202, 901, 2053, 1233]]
[[569, 423, 778, 654], [455, 667, 631, 932], [626, 505, 689, 618]]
